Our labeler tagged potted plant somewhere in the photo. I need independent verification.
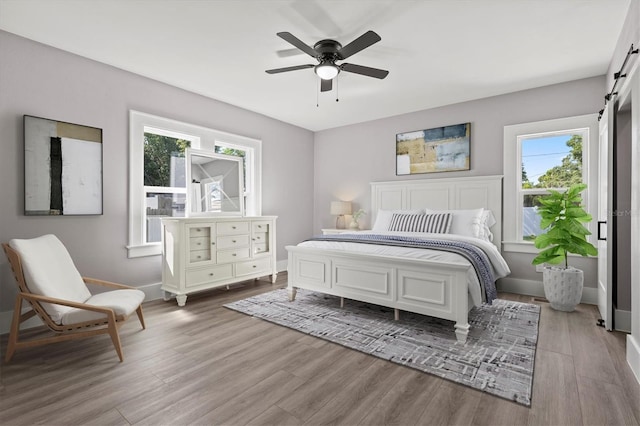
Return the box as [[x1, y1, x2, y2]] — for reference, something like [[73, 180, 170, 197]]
[[349, 209, 366, 230], [531, 183, 598, 311]]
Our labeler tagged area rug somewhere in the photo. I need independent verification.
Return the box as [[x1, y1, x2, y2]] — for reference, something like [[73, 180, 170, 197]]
[[224, 289, 540, 406]]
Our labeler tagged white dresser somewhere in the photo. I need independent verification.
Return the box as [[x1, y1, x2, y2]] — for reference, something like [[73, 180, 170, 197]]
[[161, 216, 277, 306]]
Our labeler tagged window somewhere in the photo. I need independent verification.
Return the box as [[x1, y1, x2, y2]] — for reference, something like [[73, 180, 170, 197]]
[[143, 129, 195, 243], [503, 114, 598, 253], [128, 111, 262, 258]]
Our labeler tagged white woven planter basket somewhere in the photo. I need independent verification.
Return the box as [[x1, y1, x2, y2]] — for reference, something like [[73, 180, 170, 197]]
[[542, 266, 583, 312]]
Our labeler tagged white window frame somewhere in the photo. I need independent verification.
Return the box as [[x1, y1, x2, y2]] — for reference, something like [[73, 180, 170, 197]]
[[128, 111, 262, 258], [503, 114, 598, 254]]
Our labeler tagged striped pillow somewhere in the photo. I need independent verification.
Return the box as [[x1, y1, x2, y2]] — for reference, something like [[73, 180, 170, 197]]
[[387, 213, 452, 234]]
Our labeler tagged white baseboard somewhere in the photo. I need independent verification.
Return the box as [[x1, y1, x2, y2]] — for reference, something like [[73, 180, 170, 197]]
[[615, 309, 632, 333], [497, 277, 598, 305], [627, 334, 640, 385], [0, 261, 290, 335], [276, 259, 288, 274]]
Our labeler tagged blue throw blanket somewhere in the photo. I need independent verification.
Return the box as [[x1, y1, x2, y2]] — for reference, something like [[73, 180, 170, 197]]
[[305, 234, 497, 304]]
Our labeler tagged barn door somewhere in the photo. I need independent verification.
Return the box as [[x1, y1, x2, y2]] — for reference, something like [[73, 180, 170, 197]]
[[597, 105, 614, 330]]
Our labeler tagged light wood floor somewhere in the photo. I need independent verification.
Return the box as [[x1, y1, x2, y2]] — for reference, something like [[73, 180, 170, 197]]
[[1, 273, 638, 426]]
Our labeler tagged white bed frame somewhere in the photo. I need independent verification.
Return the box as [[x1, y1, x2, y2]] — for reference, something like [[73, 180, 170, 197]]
[[286, 175, 503, 342]]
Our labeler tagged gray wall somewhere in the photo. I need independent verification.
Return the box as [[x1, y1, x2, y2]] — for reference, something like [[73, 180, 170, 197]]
[[313, 76, 604, 290], [0, 31, 315, 311], [606, 0, 639, 91]]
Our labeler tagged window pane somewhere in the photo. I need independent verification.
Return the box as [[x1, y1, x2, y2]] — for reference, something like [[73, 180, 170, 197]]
[[522, 194, 547, 240], [144, 133, 190, 187], [145, 192, 186, 243], [521, 134, 582, 189]]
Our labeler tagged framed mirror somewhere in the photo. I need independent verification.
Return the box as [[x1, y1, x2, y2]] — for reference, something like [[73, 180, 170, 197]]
[[185, 148, 244, 216]]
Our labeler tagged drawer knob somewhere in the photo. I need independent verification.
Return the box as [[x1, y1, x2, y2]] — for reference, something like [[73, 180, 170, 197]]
[[209, 273, 214, 276], [232, 253, 236, 257], [258, 225, 262, 228], [232, 240, 236, 243], [197, 242, 201, 245], [253, 265, 257, 268], [196, 228, 201, 231], [197, 256, 201, 259], [212, 242, 215, 245], [232, 226, 236, 229]]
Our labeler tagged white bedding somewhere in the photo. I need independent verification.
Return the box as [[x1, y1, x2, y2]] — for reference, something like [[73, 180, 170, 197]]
[[299, 231, 511, 307]]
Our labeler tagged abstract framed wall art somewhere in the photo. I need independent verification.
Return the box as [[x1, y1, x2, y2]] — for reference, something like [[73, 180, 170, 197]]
[[24, 115, 103, 215], [396, 122, 470, 175]]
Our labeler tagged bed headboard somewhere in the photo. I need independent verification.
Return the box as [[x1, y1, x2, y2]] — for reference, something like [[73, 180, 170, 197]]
[[370, 175, 503, 251]]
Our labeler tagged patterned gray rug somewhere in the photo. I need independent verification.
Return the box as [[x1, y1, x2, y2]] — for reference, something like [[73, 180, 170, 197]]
[[225, 288, 540, 406]]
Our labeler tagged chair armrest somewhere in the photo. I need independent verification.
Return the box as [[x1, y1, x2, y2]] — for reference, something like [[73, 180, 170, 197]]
[[83, 277, 134, 290], [19, 292, 116, 315]]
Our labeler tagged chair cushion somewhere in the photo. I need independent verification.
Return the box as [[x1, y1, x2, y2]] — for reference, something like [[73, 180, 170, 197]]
[[9, 234, 91, 324], [60, 289, 145, 325]]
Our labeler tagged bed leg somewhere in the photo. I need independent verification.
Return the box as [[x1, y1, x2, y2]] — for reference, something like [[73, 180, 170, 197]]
[[394, 308, 399, 321], [454, 322, 470, 343], [288, 287, 297, 301], [340, 297, 344, 308]]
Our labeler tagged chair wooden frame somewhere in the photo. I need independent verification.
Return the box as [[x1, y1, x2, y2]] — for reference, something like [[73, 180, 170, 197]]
[[2, 243, 145, 362]]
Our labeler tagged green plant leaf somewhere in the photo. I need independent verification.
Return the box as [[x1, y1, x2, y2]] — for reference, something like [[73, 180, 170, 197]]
[[530, 183, 594, 267]]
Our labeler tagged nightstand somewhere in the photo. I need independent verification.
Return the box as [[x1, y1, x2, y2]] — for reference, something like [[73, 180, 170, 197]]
[[321, 228, 368, 235]]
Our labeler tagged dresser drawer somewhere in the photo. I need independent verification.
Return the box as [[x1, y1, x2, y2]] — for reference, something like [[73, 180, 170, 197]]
[[217, 247, 250, 263], [236, 258, 272, 277], [189, 226, 211, 238], [189, 249, 212, 263], [253, 243, 268, 255], [217, 221, 249, 235], [252, 221, 270, 233], [217, 234, 249, 249], [189, 237, 211, 251], [252, 232, 267, 244], [185, 264, 233, 288]]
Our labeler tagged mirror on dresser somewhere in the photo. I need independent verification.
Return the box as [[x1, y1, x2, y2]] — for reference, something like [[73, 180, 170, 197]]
[[185, 148, 244, 216]]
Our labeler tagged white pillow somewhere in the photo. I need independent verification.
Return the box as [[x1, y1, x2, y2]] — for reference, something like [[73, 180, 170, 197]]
[[478, 210, 497, 241], [424, 208, 485, 239], [372, 209, 424, 232], [10, 234, 91, 324]]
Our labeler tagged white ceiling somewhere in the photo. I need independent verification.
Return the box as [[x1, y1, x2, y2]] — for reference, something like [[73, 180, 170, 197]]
[[0, 0, 631, 131]]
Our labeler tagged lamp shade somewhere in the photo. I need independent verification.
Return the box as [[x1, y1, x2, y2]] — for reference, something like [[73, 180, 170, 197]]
[[330, 201, 352, 215]]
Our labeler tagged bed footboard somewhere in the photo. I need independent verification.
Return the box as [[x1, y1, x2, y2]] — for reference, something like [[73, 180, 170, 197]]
[[286, 245, 471, 342]]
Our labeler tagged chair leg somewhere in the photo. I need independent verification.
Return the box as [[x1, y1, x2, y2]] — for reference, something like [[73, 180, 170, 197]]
[[5, 295, 23, 362], [136, 305, 146, 330], [106, 313, 124, 362]]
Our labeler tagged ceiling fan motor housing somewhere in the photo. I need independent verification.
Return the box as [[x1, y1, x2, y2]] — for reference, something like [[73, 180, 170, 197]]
[[313, 39, 343, 61]]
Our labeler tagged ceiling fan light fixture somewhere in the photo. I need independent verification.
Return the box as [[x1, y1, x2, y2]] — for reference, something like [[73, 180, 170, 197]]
[[314, 63, 339, 80]]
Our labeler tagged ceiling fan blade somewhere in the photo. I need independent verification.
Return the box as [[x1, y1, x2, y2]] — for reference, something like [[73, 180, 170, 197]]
[[338, 30, 381, 59], [277, 48, 304, 58], [320, 78, 333, 92], [265, 64, 314, 74], [340, 63, 389, 79], [277, 32, 317, 57]]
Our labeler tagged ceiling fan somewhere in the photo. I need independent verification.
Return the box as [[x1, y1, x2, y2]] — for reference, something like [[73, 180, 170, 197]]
[[265, 30, 389, 92]]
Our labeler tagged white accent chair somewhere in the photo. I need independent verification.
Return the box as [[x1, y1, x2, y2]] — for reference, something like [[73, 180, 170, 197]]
[[2, 234, 146, 362]]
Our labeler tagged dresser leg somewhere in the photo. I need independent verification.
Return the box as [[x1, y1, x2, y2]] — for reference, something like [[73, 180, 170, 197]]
[[176, 294, 187, 307], [271, 273, 277, 284]]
